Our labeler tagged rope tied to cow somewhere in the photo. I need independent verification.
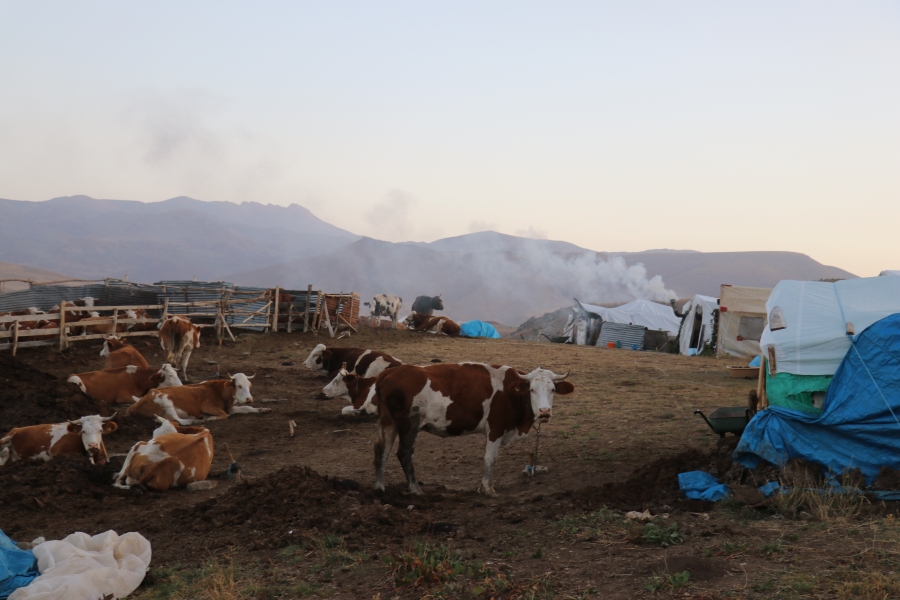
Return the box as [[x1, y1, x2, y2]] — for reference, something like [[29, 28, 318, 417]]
[[524, 421, 542, 477]]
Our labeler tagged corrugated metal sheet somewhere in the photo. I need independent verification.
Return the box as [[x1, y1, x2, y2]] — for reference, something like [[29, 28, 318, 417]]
[[0, 282, 160, 314], [599, 322, 646, 350]]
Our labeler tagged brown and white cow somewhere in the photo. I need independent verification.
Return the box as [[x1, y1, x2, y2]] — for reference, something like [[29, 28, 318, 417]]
[[304, 344, 402, 378], [128, 309, 158, 332], [404, 311, 461, 336], [68, 364, 182, 404], [127, 373, 269, 425], [101, 336, 150, 370], [113, 417, 214, 491], [322, 368, 378, 416], [159, 315, 201, 381], [0, 414, 118, 466], [374, 363, 574, 496]]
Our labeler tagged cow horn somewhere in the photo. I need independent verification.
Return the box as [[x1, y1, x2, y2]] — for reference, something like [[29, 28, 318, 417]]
[[228, 372, 233, 378], [551, 370, 570, 381], [246, 374, 255, 380], [341, 362, 347, 371], [102, 412, 118, 422]]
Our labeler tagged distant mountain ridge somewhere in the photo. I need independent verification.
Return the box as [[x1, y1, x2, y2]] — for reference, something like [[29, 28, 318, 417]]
[[0, 195, 856, 325]]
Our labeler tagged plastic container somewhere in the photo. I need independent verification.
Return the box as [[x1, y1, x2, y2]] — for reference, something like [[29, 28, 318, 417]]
[[606, 342, 615, 348]]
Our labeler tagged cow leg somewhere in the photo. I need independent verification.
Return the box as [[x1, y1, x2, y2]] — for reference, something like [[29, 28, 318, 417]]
[[229, 406, 272, 415], [396, 414, 423, 495], [181, 348, 193, 382], [478, 438, 503, 497], [0, 446, 9, 466], [113, 443, 141, 489], [374, 423, 397, 492]]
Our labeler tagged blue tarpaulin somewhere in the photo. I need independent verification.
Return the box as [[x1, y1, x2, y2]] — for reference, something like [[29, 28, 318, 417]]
[[0, 529, 38, 599], [459, 321, 501, 339], [735, 313, 900, 485], [677, 471, 731, 501]]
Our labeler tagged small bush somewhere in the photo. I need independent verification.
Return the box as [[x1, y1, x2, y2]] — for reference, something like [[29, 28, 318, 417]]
[[641, 523, 683, 547]]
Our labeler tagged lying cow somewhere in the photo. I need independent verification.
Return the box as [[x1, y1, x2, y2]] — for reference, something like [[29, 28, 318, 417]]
[[127, 373, 269, 425], [411, 295, 444, 317], [404, 311, 461, 336], [364, 294, 402, 328], [374, 363, 574, 496], [323, 368, 378, 415], [68, 364, 182, 404], [304, 344, 402, 378], [113, 417, 214, 491], [159, 315, 201, 381], [101, 336, 150, 370], [0, 414, 118, 466], [128, 309, 158, 332]]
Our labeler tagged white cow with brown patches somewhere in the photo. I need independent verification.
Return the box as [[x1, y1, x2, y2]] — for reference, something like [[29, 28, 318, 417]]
[[322, 368, 379, 415], [127, 373, 269, 425]]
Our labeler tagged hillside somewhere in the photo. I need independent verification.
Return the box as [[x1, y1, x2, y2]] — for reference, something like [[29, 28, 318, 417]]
[[0, 262, 73, 292], [0, 196, 359, 283]]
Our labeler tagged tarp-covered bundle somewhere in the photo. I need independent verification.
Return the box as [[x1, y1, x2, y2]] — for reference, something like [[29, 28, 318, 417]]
[[564, 299, 680, 346], [0, 531, 38, 600], [459, 321, 501, 339], [735, 313, 900, 485], [678, 294, 718, 355], [717, 285, 770, 359]]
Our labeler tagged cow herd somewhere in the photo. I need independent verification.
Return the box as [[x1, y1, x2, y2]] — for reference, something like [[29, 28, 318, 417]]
[[0, 297, 157, 341], [2, 299, 575, 498]]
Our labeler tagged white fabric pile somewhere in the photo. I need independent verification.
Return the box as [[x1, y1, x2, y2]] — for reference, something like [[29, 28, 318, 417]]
[[9, 531, 151, 600]]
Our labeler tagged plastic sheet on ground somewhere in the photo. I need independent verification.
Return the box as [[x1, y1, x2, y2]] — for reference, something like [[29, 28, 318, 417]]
[[0, 530, 38, 600], [735, 313, 900, 486], [9, 531, 151, 600], [677, 471, 731, 501], [459, 321, 501, 339]]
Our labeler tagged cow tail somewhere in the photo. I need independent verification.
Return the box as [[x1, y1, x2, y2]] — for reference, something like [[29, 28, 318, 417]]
[[160, 318, 177, 361]]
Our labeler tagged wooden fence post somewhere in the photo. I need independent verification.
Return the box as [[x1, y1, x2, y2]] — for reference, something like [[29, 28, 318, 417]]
[[321, 295, 335, 338], [12, 320, 19, 357], [273, 287, 280, 334], [111, 308, 119, 335], [304, 285, 312, 333], [59, 305, 67, 351], [287, 302, 293, 333], [162, 298, 169, 321]]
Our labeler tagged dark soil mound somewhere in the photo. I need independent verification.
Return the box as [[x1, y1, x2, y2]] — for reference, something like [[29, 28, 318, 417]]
[[874, 467, 900, 490], [0, 352, 154, 440], [182, 465, 430, 550], [569, 437, 739, 512]]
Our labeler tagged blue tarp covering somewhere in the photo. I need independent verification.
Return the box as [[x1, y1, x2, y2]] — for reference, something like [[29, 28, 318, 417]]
[[0, 529, 38, 599], [459, 321, 501, 339], [735, 313, 900, 486], [678, 471, 731, 501]]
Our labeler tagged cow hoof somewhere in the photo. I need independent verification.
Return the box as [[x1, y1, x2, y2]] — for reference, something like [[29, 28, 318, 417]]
[[259, 408, 272, 413]]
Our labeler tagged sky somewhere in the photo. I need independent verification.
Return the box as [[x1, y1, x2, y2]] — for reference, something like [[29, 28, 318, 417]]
[[1, 2, 898, 277]]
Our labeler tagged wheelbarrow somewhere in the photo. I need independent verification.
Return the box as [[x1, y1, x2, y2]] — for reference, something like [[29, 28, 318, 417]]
[[694, 407, 752, 438]]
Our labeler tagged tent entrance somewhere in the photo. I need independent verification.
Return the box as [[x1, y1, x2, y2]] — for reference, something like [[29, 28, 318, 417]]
[[688, 309, 704, 350]]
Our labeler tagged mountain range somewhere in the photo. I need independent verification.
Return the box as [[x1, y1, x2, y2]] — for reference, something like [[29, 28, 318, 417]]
[[0, 196, 855, 325]]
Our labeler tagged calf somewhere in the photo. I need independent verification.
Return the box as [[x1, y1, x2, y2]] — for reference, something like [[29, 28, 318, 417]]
[[68, 364, 182, 404], [113, 418, 214, 491], [159, 315, 201, 381], [322, 368, 378, 415], [101, 336, 150, 370], [405, 311, 461, 336], [304, 344, 402, 378], [374, 363, 574, 496], [127, 373, 269, 425], [364, 294, 402, 328], [0, 414, 118, 466]]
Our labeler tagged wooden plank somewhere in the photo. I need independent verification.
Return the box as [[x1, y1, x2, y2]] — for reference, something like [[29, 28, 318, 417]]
[[287, 302, 293, 333], [0, 340, 57, 350], [304, 284, 312, 333], [162, 298, 169, 321], [12, 321, 18, 357], [321, 295, 334, 338], [273, 287, 280, 333], [757, 357, 769, 410], [59, 299, 67, 350]]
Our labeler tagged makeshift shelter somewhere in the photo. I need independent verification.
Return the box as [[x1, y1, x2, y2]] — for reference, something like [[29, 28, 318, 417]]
[[678, 294, 718, 355], [756, 276, 900, 414], [880, 270, 900, 277], [735, 312, 900, 484], [716, 285, 771, 359], [565, 299, 680, 346]]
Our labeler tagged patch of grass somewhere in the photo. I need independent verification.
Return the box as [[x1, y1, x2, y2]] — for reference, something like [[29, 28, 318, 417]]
[[641, 522, 684, 547], [770, 473, 869, 521], [646, 569, 691, 592], [532, 547, 543, 558], [761, 541, 784, 555], [135, 560, 247, 600], [833, 569, 900, 599], [555, 507, 619, 536], [722, 541, 747, 555], [385, 539, 503, 594], [519, 573, 555, 600]]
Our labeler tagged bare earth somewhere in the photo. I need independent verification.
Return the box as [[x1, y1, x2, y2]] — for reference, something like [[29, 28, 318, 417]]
[[2, 327, 898, 599]]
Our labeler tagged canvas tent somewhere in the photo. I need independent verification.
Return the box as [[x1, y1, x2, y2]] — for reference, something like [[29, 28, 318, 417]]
[[566, 299, 680, 346], [678, 294, 718, 355], [716, 285, 771, 359]]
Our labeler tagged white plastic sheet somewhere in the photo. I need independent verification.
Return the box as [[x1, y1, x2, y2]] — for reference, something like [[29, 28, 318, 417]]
[[759, 277, 900, 376], [578, 299, 680, 335], [678, 294, 718, 355], [9, 531, 151, 600]]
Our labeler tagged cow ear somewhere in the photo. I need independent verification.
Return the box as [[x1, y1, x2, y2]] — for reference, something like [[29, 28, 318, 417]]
[[514, 381, 529, 393], [67, 423, 82, 434], [554, 381, 575, 395], [345, 374, 357, 384], [102, 421, 118, 433]]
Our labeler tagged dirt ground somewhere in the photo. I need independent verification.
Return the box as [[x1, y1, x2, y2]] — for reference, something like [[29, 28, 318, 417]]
[[3, 327, 900, 599]]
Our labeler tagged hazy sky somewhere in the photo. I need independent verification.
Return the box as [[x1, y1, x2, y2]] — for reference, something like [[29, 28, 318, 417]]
[[1, 2, 897, 276]]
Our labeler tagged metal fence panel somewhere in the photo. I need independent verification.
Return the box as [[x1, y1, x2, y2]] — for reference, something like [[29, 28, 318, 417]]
[[599, 322, 646, 350]]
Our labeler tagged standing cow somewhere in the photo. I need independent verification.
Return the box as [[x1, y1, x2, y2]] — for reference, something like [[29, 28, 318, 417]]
[[364, 294, 402, 328], [159, 315, 201, 381], [374, 363, 574, 496], [411, 295, 444, 317]]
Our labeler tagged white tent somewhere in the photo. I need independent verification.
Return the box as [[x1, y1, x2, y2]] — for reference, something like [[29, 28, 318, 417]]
[[717, 285, 771, 359], [578, 299, 681, 336], [678, 294, 718, 355], [880, 270, 900, 277], [760, 277, 900, 376]]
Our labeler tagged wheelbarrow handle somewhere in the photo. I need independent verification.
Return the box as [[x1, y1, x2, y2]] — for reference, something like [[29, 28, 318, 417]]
[[693, 409, 716, 433]]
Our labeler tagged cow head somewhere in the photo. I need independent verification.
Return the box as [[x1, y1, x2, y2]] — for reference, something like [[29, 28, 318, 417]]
[[304, 344, 329, 372], [432, 295, 444, 311], [67, 414, 117, 464], [100, 335, 123, 357], [403, 312, 418, 328], [322, 368, 356, 402], [229, 373, 254, 404], [512, 368, 574, 424], [151, 363, 183, 388]]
